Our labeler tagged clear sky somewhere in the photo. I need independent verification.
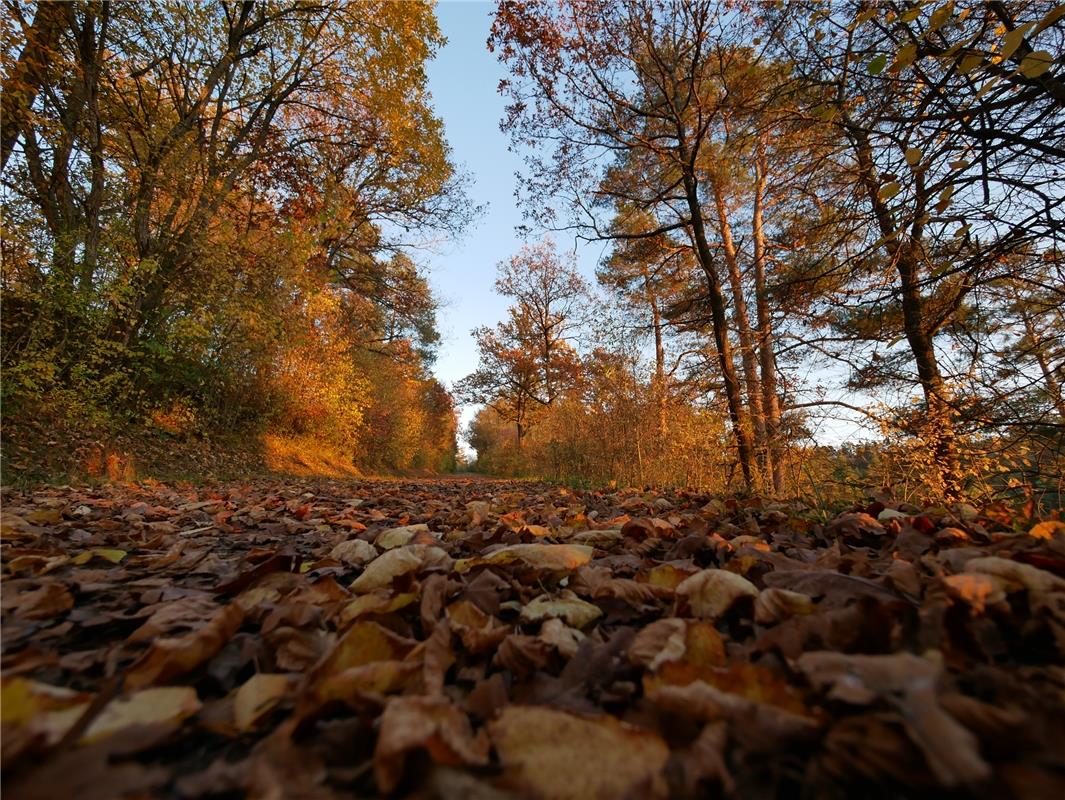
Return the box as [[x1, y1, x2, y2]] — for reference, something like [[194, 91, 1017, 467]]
[[424, 1, 522, 445]]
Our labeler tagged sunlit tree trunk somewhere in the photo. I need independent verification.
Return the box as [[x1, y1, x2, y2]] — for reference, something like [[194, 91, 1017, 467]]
[[712, 180, 767, 487], [851, 124, 961, 498], [753, 138, 784, 494], [679, 155, 755, 490], [1018, 301, 1065, 418], [643, 269, 668, 438]]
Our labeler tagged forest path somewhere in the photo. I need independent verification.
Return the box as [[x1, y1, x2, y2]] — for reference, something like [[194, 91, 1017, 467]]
[[2, 478, 1064, 797]]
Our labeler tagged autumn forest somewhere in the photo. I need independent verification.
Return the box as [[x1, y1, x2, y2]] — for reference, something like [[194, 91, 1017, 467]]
[[2, 1, 1065, 798]]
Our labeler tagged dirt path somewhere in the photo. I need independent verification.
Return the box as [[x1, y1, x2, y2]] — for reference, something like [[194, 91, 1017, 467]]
[[2, 478, 1064, 798]]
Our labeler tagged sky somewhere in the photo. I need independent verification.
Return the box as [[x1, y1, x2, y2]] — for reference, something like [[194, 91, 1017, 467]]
[[423, 0, 518, 430], [424, 1, 601, 447]]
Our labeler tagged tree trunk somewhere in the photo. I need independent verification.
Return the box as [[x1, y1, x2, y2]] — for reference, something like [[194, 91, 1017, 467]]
[[1018, 300, 1065, 418], [679, 164, 755, 490], [753, 138, 784, 494], [1, 2, 69, 172], [643, 269, 668, 437], [851, 124, 961, 498], [713, 179, 768, 487]]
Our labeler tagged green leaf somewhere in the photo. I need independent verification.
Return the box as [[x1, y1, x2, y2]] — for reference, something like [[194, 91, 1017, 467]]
[[868, 54, 888, 75], [1018, 50, 1054, 79], [905, 147, 923, 166], [878, 182, 901, 201]]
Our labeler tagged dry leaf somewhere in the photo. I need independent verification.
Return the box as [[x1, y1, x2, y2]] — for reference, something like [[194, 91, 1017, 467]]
[[489, 705, 669, 800], [374, 696, 489, 793], [454, 544, 593, 574], [675, 569, 758, 620], [520, 590, 603, 628]]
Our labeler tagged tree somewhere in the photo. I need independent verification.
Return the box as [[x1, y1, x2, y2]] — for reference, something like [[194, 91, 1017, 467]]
[[2, 0, 468, 471], [492, 0, 768, 489], [457, 240, 587, 447], [770, 0, 1065, 497]]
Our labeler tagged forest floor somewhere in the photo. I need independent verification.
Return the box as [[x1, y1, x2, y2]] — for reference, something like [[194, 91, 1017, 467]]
[[2, 476, 1065, 799]]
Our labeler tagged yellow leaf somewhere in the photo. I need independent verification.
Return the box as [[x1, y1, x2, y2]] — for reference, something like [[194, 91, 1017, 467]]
[[83, 687, 201, 742], [957, 51, 983, 74], [935, 185, 953, 213], [878, 181, 901, 201], [999, 22, 1035, 61], [233, 674, 291, 731], [905, 147, 923, 166], [1018, 50, 1054, 79], [73, 548, 127, 565], [928, 2, 954, 31], [891, 43, 918, 72], [1035, 4, 1065, 35], [1, 678, 89, 728]]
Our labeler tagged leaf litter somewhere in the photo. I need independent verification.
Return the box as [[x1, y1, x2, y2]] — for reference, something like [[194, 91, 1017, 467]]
[[2, 477, 1064, 798]]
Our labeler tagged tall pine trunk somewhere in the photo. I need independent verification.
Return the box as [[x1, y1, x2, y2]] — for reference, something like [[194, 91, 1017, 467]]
[[753, 138, 784, 494], [852, 125, 961, 498], [713, 180, 768, 488], [678, 153, 755, 490]]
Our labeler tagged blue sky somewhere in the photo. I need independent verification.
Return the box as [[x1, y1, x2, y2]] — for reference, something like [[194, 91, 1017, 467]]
[[424, 1, 601, 441], [423, 0, 516, 423]]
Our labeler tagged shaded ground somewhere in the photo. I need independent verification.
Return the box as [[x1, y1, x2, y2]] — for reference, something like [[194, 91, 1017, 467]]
[[2, 477, 1065, 799], [1, 407, 363, 486]]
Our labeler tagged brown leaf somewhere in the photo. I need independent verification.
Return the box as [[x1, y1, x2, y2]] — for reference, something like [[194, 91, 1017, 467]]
[[488, 705, 669, 800], [674, 569, 758, 620], [125, 602, 244, 689], [795, 651, 990, 786], [374, 696, 489, 793]]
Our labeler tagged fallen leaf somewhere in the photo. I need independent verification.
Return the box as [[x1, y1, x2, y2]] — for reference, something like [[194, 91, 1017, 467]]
[[125, 602, 244, 689], [233, 674, 291, 731], [489, 705, 669, 800], [675, 569, 758, 620], [374, 696, 489, 793], [329, 538, 378, 566], [83, 686, 202, 742], [454, 543, 593, 574], [520, 590, 603, 628], [795, 651, 990, 786], [350, 544, 451, 593]]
